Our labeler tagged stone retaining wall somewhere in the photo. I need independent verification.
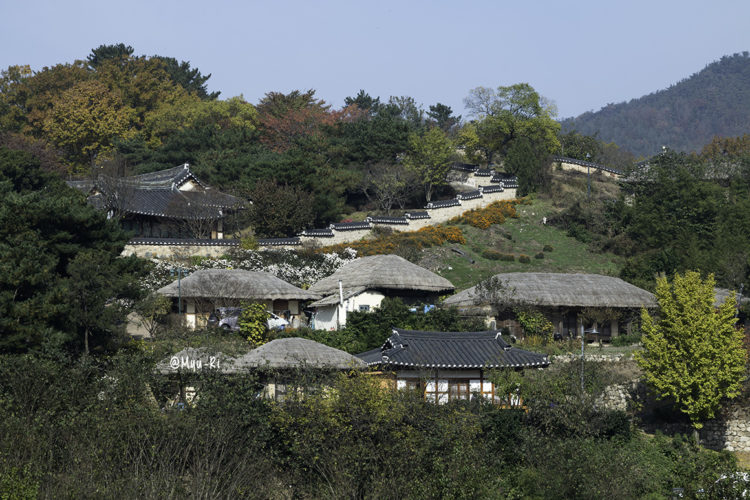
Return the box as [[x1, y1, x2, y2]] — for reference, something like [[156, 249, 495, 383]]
[[552, 354, 750, 452]]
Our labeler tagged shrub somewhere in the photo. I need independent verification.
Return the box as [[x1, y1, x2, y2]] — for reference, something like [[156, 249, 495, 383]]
[[501, 253, 515, 261], [239, 302, 270, 345], [449, 200, 520, 229], [519, 254, 531, 263], [534, 252, 545, 259], [611, 332, 641, 347], [482, 249, 503, 260], [543, 244, 553, 252]]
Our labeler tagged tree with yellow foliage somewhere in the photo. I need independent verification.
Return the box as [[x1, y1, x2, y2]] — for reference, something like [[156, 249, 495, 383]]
[[636, 271, 747, 439], [43, 80, 135, 169]]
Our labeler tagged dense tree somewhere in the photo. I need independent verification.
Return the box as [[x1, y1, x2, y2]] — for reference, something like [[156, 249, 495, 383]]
[[636, 272, 747, 437], [86, 43, 134, 69], [343, 89, 380, 115], [256, 89, 334, 152], [404, 126, 454, 202], [154, 56, 219, 100], [427, 102, 460, 133], [359, 162, 419, 214], [245, 179, 316, 238], [505, 137, 551, 196], [0, 147, 144, 354], [42, 80, 136, 169], [463, 83, 560, 166]]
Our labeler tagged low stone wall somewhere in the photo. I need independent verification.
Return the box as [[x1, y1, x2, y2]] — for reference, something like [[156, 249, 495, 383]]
[[123, 243, 238, 259]]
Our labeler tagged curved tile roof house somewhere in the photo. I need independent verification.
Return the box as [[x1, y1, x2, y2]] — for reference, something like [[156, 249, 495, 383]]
[[308, 255, 455, 330], [358, 328, 548, 405]]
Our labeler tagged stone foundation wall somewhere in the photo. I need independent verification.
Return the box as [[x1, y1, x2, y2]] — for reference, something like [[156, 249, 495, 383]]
[[123, 243, 237, 259]]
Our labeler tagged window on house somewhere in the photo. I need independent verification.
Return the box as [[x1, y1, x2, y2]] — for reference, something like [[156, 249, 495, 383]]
[[358, 305, 370, 312]]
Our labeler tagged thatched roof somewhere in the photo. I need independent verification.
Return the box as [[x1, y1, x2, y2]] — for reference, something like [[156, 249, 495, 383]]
[[308, 286, 368, 307], [233, 338, 367, 370], [308, 254, 454, 296], [444, 272, 656, 309], [157, 269, 320, 301]]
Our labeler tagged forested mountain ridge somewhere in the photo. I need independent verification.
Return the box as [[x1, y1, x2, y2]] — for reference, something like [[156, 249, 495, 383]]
[[560, 52, 750, 156]]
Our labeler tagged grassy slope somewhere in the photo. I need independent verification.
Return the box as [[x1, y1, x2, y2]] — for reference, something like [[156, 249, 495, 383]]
[[420, 171, 624, 291]]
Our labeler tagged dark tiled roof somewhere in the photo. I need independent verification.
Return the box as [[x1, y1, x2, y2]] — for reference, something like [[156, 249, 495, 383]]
[[128, 237, 240, 246], [457, 190, 482, 200], [480, 185, 504, 194], [300, 228, 334, 237], [366, 216, 409, 225], [405, 211, 430, 219], [331, 222, 372, 231], [502, 180, 519, 189], [475, 168, 494, 177], [257, 237, 302, 246], [114, 188, 240, 219], [452, 163, 479, 172], [131, 164, 204, 189], [358, 328, 549, 369], [426, 199, 460, 209]]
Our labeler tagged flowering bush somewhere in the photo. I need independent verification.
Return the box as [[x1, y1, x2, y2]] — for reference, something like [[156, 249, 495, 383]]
[[142, 248, 358, 290], [317, 225, 465, 256], [449, 200, 519, 229]]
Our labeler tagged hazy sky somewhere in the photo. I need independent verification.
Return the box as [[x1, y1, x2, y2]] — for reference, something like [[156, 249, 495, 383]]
[[2, 0, 749, 119]]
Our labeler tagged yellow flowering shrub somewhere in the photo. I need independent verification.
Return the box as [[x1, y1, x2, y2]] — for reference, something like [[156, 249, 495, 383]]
[[449, 200, 519, 229]]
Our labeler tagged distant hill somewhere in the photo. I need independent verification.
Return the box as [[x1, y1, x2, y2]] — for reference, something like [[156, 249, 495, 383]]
[[560, 52, 750, 157]]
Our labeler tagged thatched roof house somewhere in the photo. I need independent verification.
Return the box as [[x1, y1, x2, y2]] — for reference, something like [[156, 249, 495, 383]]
[[307, 255, 455, 330], [234, 338, 366, 371], [443, 272, 656, 339], [157, 269, 320, 328], [156, 340, 364, 404]]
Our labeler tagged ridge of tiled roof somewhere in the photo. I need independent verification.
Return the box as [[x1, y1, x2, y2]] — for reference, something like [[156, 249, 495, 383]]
[[358, 328, 549, 369]]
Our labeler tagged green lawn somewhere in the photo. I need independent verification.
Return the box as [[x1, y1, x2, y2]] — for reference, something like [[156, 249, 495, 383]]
[[422, 197, 624, 291]]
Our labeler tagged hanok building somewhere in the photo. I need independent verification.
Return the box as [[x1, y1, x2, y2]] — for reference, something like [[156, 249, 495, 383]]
[[358, 328, 549, 404], [67, 163, 243, 240], [307, 254, 455, 330], [442, 272, 656, 340], [156, 340, 367, 404], [157, 269, 321, 328]]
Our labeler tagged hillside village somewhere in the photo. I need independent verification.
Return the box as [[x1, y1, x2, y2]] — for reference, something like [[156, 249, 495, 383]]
[[1, 44, 749, 498]]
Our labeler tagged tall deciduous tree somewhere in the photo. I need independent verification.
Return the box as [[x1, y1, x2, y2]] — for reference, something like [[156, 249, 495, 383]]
[[636, 271, 747, 436], [43, 80, 135, 169], [404, 127, 454, 202], [463, 83, 560, 166]]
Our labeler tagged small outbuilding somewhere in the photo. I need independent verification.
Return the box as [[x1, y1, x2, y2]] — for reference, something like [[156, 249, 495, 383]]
[[443, 272, 656, 340], [307, 254, 455, 330], [157, 269, 321, 328], [358, 328, 549, 404]]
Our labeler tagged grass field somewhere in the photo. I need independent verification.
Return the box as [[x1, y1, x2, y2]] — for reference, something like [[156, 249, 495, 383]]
[[420, 195, 624, 291]]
